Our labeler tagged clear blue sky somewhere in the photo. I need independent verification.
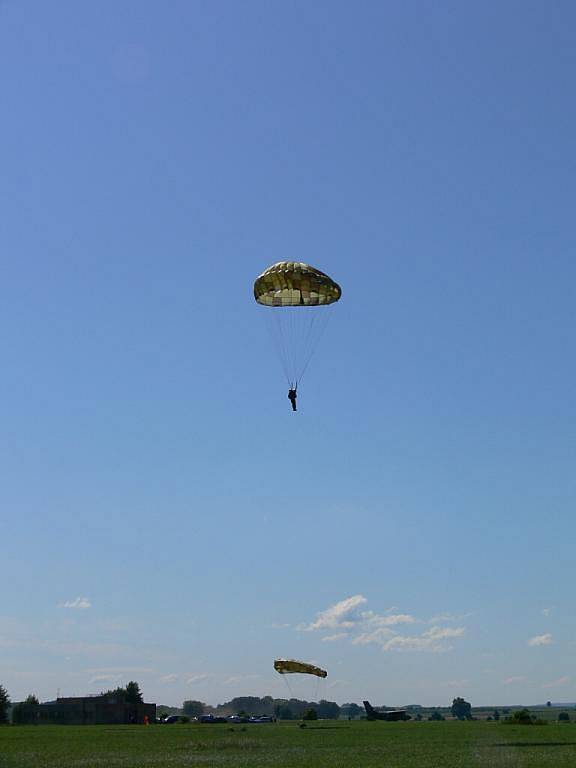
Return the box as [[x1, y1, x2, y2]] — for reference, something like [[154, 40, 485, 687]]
[[1, 0, 576, 708]]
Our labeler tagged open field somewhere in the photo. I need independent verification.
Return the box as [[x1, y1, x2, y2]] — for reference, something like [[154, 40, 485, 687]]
[[2, 721, 576, 768]]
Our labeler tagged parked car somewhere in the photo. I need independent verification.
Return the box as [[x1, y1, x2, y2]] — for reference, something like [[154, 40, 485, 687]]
[[199, 714, 227, 724]]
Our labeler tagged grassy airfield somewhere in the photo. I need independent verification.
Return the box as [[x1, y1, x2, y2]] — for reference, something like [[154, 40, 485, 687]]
[[2, 720, 576, 768]]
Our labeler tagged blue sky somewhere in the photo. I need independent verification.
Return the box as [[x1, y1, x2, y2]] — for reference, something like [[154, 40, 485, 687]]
[[1, 0, 576, 708]]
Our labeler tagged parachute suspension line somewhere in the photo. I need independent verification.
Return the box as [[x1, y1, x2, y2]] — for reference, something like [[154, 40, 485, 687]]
[[286, 309, 296, 386], [279, 671, 295, 703], [296, 306, 332, 385], [265, 312, 292, 386], [279, 672, 322, 717], [265, 306, 333, 389], [313, 674, 322, 708]]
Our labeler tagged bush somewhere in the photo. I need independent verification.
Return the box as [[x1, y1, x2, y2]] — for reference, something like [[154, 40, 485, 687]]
[[302, 708, 318, 721], [558, 712, 570, 722], [502, 709, 547, 726]]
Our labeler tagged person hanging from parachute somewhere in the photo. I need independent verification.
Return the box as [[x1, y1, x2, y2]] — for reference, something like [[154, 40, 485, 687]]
[[254, 262, 341, 411]]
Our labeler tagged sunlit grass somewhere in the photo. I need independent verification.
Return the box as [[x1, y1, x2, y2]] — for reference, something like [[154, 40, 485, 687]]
[[2, 720, 576, 767]]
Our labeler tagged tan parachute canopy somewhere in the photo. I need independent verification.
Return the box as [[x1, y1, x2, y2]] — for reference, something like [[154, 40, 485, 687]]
[[274, 659, 327, 678], [254, 262, 341, 307]]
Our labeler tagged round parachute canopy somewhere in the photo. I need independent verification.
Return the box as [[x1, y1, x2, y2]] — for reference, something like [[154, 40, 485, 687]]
[[274, 659, 327, 678], [254, 262, 341, 307], [254, 262, 341, 386]]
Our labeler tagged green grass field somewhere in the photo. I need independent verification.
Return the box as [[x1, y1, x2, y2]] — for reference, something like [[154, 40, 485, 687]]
[[2, 721, 576, 768]]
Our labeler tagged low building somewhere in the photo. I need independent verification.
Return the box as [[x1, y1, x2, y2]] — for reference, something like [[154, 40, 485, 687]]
[[31, 695, 156, 725]]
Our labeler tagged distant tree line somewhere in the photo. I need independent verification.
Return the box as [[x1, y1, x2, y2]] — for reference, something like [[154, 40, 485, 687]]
[[177, 698, 363, 720], [4, 682, 573, 727], [206, 696, 342, 720]]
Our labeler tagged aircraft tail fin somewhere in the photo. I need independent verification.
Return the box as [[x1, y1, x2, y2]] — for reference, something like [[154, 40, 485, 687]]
[[363, 701, 377, 719]]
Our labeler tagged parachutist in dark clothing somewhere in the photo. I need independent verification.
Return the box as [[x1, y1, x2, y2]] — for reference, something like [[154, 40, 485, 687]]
[[288, 387, 297, 411]]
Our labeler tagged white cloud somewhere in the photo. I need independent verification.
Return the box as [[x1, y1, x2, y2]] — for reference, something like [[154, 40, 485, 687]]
[[299, 596, 466, 654], [86, 667, 153, 675], [528, 633, 553, 647], [383, 635, 449, 653], [59, 597, 91, 610], [353, 628, 395, 646], [503, 676, 527, 685], [159, 674, 179, 684], [354, 625, 464, 653], [89, 674, 123, 685], [425, 626, 465, 641], [380, 635, 435, 652], [223, 674, 260, 686], [187, 674, 209, 684], [541, 607, 552, 616], [86, 667, 153, 686], [542, 676, 570, 688], [303, 595, 367, 631], [301, 596, 415, 634], [428, 612, 472, 624], [362, 611, 416, 627]]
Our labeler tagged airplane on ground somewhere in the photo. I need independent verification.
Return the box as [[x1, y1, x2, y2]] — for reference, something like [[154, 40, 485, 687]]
[[363, 701, 411, 721]]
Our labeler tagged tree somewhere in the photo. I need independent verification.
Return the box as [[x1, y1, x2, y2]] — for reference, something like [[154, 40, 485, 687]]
[[302, 708, 318, 721], [0, 685, 10, 725], [12, 695, 40, 725], [451, 697, 472, 721], [221, 697, 274, 716], [182, 700, 205, 718], [493, 709, 500, 721], [558, 712, 570, 722], [157, 705, 181, 718], [104, 682, 143, 703], [340, 703, 364, 719], [274, 703, 293, 720], [429, 710, 445, 721], [125, 682, 143, 704], [317, 700, 340, 720]]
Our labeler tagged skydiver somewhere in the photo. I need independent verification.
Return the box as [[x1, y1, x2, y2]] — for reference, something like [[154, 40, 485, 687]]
[[288, 386, 297, 412]]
